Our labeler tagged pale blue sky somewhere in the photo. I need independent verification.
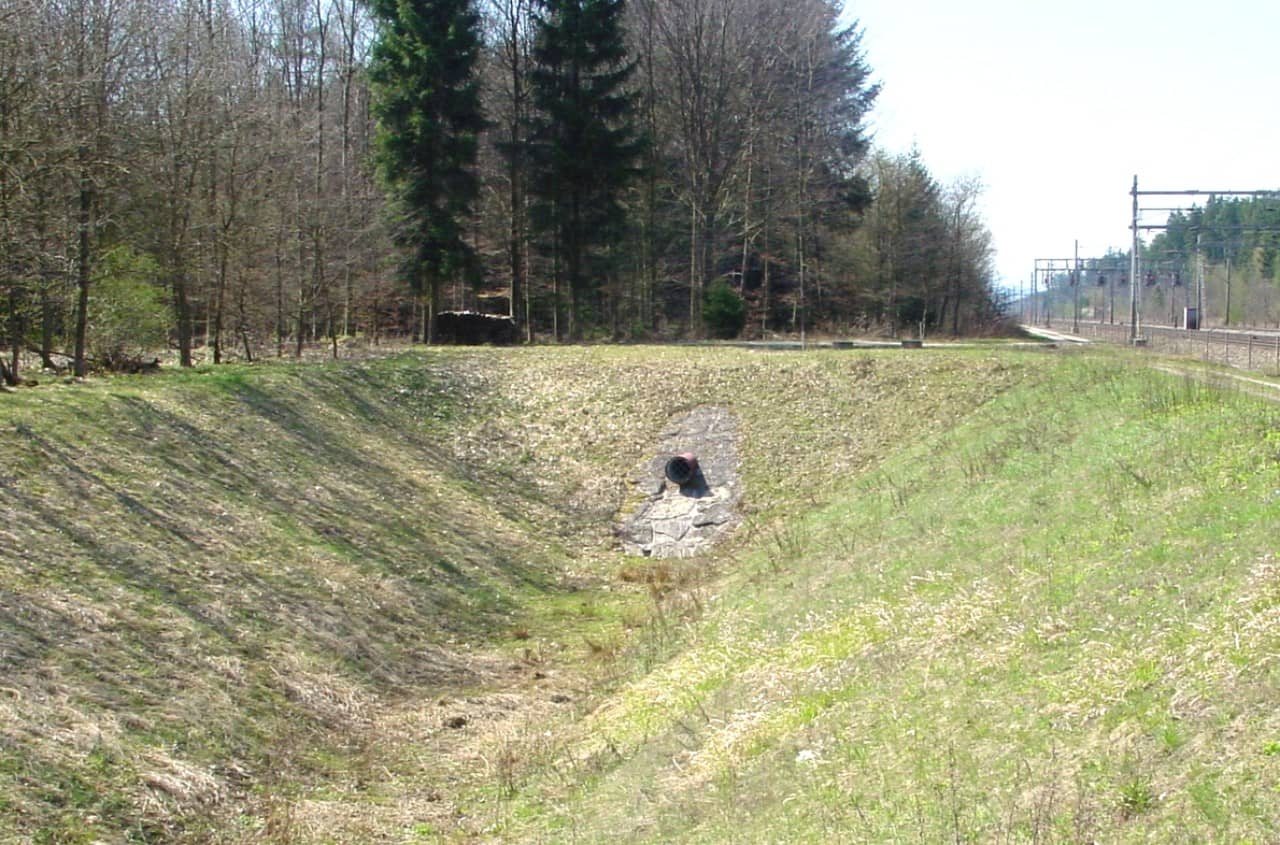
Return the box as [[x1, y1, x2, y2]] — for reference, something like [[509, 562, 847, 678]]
[[844, 0, 1280, 291]]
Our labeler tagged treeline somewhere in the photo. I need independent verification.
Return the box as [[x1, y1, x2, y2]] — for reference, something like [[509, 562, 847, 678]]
[[1151, 197, 1280, 327], [1034, 196, 1280, 330], [0, 0, 1003, 377]]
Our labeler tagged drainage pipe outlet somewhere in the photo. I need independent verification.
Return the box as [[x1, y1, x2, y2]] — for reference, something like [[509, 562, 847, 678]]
[[664, 452, 700, 486]]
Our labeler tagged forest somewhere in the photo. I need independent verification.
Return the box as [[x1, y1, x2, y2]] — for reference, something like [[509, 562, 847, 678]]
[[0, 0, 1004, 377]]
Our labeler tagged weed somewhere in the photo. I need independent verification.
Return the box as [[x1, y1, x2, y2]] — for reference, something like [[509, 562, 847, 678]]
[[494, 745, 521, 799], [1188, 774, 1226, 827], [1157, 722, 1185, 752], [877, 470, 913, 509], [1114, 457, 1154, 490], [584, 633, 623, 661], [768, 524, 808, 568], [1116, 774, 1155, 819], [618, 560, 677, 594], [960, 449, 987, 483]]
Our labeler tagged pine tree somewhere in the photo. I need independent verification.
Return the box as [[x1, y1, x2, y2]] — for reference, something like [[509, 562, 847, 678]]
[[368, 0, 485, 343], [527, 0, 643, 340]]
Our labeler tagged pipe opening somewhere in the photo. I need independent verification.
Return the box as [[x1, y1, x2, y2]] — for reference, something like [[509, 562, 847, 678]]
[[664, 452, 699, 486]]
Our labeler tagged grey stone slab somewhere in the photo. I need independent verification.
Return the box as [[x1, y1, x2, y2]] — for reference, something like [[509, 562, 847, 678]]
[[692, 503, 734, 527]]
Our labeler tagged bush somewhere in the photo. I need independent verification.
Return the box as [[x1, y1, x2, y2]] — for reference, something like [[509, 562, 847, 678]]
[[703, 281, 747, 339], [89, 245, 168, 369]]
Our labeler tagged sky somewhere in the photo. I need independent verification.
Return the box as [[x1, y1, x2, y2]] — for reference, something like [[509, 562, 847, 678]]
[[842, 0, 1280, 294]]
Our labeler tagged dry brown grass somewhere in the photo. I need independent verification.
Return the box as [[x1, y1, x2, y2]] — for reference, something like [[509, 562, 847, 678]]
[[0, 345, 1041, 843]]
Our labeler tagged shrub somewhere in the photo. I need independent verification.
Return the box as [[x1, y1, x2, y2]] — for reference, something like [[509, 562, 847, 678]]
[[703, 280, 746, 339], [89, 245, 168, 369]]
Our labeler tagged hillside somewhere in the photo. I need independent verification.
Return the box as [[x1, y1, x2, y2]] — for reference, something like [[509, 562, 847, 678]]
[[1, 347, 1277, 843]]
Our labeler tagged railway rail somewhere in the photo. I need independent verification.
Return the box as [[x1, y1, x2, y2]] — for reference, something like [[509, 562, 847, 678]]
[[1061, 320, 1280, 374]]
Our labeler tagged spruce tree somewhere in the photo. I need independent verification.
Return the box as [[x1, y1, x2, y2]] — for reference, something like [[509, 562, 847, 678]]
[[368, 0, 485, 343], [527, 0, 642, 340]]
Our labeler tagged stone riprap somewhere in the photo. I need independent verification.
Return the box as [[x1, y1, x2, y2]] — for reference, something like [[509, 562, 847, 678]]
[[618, 405, 742, 558]]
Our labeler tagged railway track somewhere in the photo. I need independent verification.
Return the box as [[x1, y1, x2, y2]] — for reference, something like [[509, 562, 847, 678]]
[[1046, 320, 1280, 373]]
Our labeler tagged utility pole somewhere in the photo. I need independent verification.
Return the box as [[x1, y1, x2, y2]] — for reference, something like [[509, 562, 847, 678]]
[[1195, 232, 1203, 328], [1108, 268, 1116, 325], [1225, 256, 1233, 327], [1072, 239, 1080, 334], [1129, 175, 1140, 343], [1043, 267, 1051, 328]]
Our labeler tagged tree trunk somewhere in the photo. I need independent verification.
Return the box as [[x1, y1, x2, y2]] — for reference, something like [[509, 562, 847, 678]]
[[4, 284, 20, 385], [39, 284, 55, 370], [73, 161, 91, 378], [426, 279, 439, 344], [174, 270, 193, 366], [275, 228, 286, 357]]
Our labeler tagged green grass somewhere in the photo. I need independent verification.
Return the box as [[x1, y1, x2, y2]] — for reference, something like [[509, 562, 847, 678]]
[[1, 346, 1277, 842], [482, 354, 1280, 844]]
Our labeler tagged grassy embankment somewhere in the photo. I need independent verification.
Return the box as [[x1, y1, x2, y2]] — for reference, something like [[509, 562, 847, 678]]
[[0, 345, 1277, 843]]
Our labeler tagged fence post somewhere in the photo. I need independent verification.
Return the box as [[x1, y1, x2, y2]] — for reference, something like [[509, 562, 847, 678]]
[[1248, 335, 1254, 370]]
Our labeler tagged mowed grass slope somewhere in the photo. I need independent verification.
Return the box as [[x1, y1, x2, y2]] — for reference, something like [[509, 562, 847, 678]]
[[0, 355, 584, 842], [1, 346, 1277, 843], [0, 346, 1023, 842], [489, 355, 1280, 844]]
